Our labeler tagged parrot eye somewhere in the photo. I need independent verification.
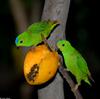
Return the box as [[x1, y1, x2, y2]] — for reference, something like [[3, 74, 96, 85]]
[[20, 40, 23, 43], [62, 44, 65, 46]]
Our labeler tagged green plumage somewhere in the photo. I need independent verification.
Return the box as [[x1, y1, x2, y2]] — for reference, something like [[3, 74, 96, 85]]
[[15, 20, 59, 47], [57, 40, 93, 88]]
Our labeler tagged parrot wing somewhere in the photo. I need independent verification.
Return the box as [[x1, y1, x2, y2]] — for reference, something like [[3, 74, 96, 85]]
[[27, 21, 49, 34], [75, 51, 90, 75]]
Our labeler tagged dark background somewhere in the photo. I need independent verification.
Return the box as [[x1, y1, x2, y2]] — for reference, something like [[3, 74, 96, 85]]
[[0, 0, 99, 99]]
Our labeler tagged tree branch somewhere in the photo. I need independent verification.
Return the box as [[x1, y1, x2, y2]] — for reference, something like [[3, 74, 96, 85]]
[[41, 0, 70, 50], [9, 0, 28, 32], [38, 0, 83, 99], [38, 0, 70, 99], [59, 66, 83, 99]]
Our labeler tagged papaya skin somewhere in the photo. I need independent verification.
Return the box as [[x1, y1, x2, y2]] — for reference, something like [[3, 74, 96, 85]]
[[24, 44, 60, 85]]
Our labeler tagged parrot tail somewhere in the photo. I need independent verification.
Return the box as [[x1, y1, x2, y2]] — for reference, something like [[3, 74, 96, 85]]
[[84, 78, 91, 86], [88, 74, 95, 83]]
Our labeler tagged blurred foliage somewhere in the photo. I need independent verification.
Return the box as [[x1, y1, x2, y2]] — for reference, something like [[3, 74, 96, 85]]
[[22, 0, 33, 7], [0, 0, 9, 14]]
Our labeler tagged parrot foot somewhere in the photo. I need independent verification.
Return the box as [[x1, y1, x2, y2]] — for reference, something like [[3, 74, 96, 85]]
[[72, 84, 79, 92], [66, 68, 70, 72], [74, 84, 79, 91], [41, 33, 54, 52]]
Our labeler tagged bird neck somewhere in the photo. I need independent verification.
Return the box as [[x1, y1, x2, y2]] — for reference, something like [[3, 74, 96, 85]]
[[62, 46, 74, 55]]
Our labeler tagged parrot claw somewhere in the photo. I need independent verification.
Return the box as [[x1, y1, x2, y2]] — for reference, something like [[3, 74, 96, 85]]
[[41, 33, 54, 52], [17, 47, 20, 49], [72, 84, 79, 92], [67, 69, 70, 71], [74, 84, 79, 91]]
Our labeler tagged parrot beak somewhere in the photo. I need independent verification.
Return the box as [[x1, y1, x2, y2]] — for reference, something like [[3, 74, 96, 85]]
[[17, 46, 24, 49], [17, 46, 22, 49], [17, 47, 20, 49]]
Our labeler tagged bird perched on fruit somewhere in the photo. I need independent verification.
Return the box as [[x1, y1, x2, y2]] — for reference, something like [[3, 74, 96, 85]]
[[15, 20, 59, 47]]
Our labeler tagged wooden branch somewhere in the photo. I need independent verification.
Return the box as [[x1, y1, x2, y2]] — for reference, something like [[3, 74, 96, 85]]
[[9, 0, 28, 33], [38, 0, 70, 99], [30, 0, 43, 22], [38, 0, 83, 99], [57, 55, 83, 99], [59, 66, 83, 99], [41, 0, 71, 50]]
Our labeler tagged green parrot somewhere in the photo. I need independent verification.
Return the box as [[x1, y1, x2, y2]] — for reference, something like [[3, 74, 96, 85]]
[[15, 20, 59, 47], [57, 40, 93, 90]]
